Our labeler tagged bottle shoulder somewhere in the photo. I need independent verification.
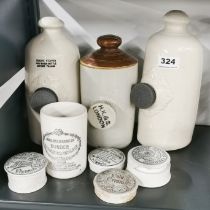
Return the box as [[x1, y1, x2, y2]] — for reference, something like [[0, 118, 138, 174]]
[[146, 30, 203, 52], [26, 32, 79, 57]]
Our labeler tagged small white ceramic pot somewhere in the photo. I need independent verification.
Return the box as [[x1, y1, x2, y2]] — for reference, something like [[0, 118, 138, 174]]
[[40, 102, 87, 179], [127, 146, 171, 188], [93, 169, 138, 204], [4, 152, 48, 193], [88, 148, 125, 173]]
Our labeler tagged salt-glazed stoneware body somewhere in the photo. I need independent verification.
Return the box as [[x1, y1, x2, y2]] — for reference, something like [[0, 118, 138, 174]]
[[25, 17, 80, 145], [80, 35, 138, 148], [137, 10, 203, 151]]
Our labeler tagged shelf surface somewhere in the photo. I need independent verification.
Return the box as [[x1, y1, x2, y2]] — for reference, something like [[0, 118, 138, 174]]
[[0, 125, 210, 210]]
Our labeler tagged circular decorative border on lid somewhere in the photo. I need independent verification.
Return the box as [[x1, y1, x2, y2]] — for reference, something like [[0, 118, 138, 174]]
[[88, 148, 125, 167], [4, 152, 48, 175], [94, 169, 137, 194], [131, 146, 170, 166]]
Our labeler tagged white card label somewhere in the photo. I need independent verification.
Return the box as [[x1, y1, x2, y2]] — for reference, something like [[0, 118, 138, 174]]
[[88, 102, 116, 130], [158, 56, 179, 69]]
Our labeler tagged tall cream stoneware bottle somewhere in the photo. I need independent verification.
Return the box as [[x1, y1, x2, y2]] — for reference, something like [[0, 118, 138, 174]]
[[25, 17, 80, 145], [132, 10, 203, 151], [81, 35, 138, 148]]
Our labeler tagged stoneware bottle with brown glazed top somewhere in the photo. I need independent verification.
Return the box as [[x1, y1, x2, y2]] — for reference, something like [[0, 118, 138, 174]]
[[80, 35, 138, 148], [25, 17, 80, 145]]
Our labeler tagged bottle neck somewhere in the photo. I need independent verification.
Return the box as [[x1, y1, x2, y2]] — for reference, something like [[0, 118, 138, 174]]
[[163, 23, 188, 34], [42, 28, 64, 36]]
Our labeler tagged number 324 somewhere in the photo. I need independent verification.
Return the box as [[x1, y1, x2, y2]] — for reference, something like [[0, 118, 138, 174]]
[[161, 58, 175, 65]]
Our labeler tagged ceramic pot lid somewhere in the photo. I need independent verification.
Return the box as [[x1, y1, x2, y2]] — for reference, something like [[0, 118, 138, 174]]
[[93, 169, 138, 204], [4, 152, 48, 175], [128, 146, 170, 170], [88, 148, 125, 173], [80, 34, 137, 68]]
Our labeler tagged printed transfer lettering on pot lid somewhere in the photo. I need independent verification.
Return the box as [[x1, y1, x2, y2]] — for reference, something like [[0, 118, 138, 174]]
[[94, 169, 137, 193], [130, 146, 170, 169], [4, 152, 48, 175], [88, 148, 125, 167]]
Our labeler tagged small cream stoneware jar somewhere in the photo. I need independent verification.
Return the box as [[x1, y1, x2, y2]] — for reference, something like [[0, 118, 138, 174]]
[[127, 146, 171, 188], [25, 17, 80, 145], [40, 102, 87, 179], [88, 148, 125, 173], [4, 152, 48, 193], [81, 35, 138, 148], [93, 169, 138, 204], [131, 10, 203, 151]]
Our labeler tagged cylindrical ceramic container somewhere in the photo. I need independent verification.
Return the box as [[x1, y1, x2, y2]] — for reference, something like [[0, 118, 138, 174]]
[[25, 17, 80, 145], [93, 169, 138, 204], [131, 10, 203, 150], [4, 152, 48, 193], [127, 146, 171, 188], [40, 102, 87, 179], [88, 148, 125, 173], [81, 35, 138, 148]]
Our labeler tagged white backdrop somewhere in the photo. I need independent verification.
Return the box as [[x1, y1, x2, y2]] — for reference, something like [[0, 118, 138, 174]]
[[40, 0, 210, 125]]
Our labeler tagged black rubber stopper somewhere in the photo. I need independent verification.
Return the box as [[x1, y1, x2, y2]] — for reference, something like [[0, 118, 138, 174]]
[[131, 83, 156, 109], [30, 87, 58, 113]]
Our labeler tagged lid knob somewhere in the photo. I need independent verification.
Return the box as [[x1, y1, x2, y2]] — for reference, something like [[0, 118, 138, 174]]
[[97, 35, 122, 49], [164, 10, 189, 24]]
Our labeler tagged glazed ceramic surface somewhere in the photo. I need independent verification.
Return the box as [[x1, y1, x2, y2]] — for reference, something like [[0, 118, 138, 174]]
[[88, 148, 125, 173], [137, 10, 203, 150], [127, 146, 171, 188], [40, 102, 87, 179], [81, 35, 138, 148], [25, 17, 80, 145], [93, 169, 138, 204], [4, 152, 48, 193]]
